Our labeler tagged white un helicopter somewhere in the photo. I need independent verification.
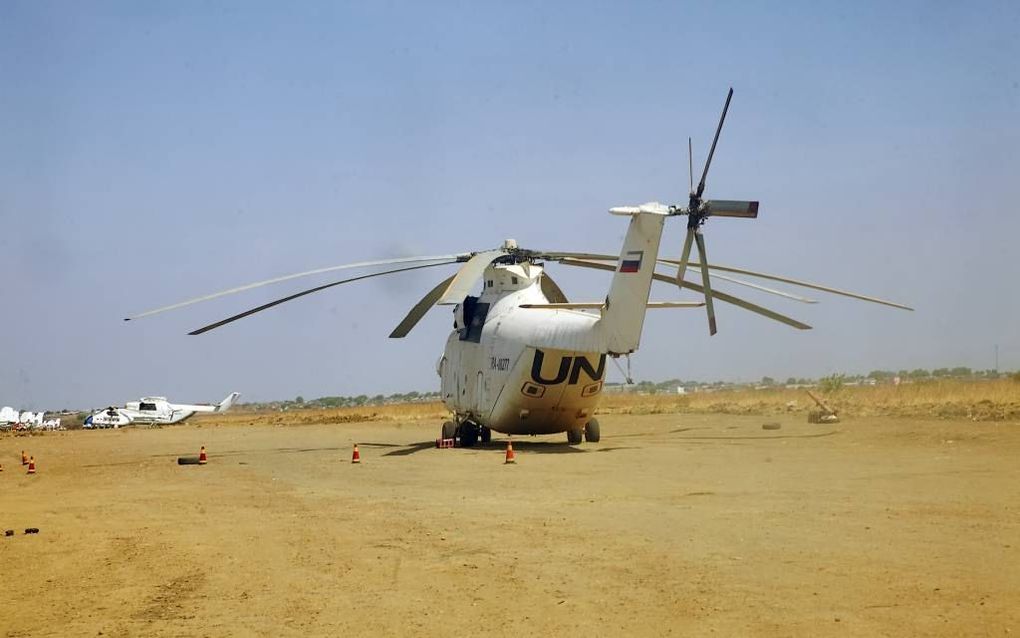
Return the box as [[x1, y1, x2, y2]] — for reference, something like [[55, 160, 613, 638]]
[[127, 89, 911, 446], [85, 392, 240, 428]]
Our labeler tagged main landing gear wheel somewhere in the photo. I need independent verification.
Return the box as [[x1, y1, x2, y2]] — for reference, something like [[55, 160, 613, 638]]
[[584, 418, 601, 443], [459, 421, 479, 448], [480, 426, 492, 444], [441, 421, 456, 440], [567, 428, 583, 445]]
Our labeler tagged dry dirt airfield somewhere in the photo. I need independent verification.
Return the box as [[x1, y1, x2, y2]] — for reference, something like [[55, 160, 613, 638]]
[[3, 412, 1018, 636]]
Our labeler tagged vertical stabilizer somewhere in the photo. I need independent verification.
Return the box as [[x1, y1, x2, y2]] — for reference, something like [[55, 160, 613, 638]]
[[216, 392, 241, 412], [599, 210, 667, 353]]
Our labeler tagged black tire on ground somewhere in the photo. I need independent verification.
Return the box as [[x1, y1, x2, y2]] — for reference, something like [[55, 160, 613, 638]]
[[480, 426, 492, 444], [177, 456, 202, 465], [442, 421, 456, 440], [762, 422, 782, 431], [567, 428, 583, 445], [584, 419, 601, 443], [460, 422, 479, 448]]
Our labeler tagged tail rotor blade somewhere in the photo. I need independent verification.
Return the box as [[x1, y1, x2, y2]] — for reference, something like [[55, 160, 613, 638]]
[[694, 232, 717, 335], [704, 200, 759, 219], [688, 136, 694, 193], [696, 87, 734, 198], [676, 228, 695, 288]]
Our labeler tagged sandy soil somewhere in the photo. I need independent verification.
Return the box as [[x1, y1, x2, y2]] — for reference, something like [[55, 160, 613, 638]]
[[2, 414, 1018, 636]]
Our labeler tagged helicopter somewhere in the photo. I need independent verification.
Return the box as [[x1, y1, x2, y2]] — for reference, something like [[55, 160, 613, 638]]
[[127, 88, 911, 446], [84, 392, 240, 428]]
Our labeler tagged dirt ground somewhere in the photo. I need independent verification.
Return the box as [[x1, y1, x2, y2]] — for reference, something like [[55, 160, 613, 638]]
[[2, 413, 1018, 637]]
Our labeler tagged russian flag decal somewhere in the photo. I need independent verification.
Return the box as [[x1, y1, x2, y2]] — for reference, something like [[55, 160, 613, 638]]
[[619, 250, 643, 273]]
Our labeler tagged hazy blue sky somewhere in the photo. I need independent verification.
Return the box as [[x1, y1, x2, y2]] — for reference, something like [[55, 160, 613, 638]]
[[2, 1, 1018, 409]]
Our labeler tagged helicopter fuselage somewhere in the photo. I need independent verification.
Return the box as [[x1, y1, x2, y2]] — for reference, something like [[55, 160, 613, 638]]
[[440, 261, 608, 437], [84, 393, 240, 428], [438, 211, 667, 442]]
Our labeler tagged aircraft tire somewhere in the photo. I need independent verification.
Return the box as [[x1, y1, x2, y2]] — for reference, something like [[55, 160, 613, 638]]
[[177, 456, 202, 465], [567, 428, 583, 445], [584, 419, 601, 443], [480, 426, 492, 444], [460, 422, 479, 448], [442, 421, 456, 440]]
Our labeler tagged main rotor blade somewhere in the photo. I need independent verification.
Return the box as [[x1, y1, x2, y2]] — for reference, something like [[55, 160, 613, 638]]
[[709, 272, 817, 303], [540, 272, 569, 303], [694, 232, 717, 335], [126, 254, 469, 321], [704, 199, 759, 219], [657, 259, 914, 311], [188, 261, 457, 335], [558, 258, 812, 330], [696, 87, 734, 198], [676, 228, 695, 288], [534, 250, 620, 262], [437, 249, 506, 305], [389, 273, 458, 339]]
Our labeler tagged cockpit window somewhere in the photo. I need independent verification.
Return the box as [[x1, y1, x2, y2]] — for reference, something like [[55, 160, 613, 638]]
[[139, 402, 157, 411], [458, 296, 489, 343]]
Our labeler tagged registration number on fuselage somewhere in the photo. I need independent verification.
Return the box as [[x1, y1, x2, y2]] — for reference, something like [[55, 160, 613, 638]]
[[490, 356, 511, 371]]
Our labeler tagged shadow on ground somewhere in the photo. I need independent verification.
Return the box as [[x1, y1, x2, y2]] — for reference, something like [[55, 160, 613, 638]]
[[379, 439, 636, 456]]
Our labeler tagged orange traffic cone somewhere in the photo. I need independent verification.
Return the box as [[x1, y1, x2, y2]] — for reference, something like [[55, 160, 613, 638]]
[[504, 440, 516, 464], [27, 456, 36, 475], [198, 446, 208, 465], [351, 444, 361, 464], [21, 451, 28, 466]]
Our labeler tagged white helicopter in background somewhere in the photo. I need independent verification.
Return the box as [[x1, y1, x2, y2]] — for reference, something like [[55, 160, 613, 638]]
[[85, 392, 240, 428], [127, 88, 911, 446]]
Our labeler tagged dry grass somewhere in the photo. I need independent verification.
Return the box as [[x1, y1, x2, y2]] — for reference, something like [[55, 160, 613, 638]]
[[198, 401, 451, 428], [190, 378, 1020, 428], [599, 378, 1020, 421]]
